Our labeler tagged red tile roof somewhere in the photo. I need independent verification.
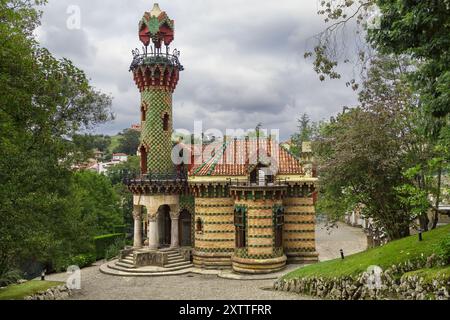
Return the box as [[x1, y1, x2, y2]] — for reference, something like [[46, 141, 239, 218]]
[[184, 138, 304, 177]]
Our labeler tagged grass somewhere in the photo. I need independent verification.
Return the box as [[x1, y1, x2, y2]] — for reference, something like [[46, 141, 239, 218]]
[[284, 223, 450, 280], [0, 280, 63, 300], [402, 265, 450, 284], [108, 134, 121, 154]]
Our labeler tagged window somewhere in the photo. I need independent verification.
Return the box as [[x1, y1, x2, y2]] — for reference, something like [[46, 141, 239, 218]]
[[140, 146, 147, 174], [163, 113, 170, 131], [141, 106, 146, 121], [195, 217, 203, 233], [234, 206, 246, 248], [274, 206, 284, 248]]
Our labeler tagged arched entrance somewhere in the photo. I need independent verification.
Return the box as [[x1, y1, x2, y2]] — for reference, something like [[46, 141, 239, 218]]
[[179, 209, 192, 247], [157, 205, 171, 247]]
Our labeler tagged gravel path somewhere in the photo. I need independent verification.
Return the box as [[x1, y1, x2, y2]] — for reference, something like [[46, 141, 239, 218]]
[[46, 222, 366, 300]]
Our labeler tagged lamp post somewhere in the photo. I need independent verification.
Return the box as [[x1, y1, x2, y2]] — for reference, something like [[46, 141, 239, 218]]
[[340, 249, 345, 260]]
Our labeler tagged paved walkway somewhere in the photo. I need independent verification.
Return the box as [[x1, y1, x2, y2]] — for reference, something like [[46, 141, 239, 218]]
[[44, 222, 367, 300]]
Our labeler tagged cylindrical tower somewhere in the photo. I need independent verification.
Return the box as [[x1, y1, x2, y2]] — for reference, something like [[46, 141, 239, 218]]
[[130, 3, 183, 176], [127, 4, 186, 252]]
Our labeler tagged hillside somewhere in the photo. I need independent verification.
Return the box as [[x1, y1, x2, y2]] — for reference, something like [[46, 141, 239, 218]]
[[284, 224, 450, 280]]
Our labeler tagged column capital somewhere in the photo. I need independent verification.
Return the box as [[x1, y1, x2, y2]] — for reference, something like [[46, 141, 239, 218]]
[[169, 205, 180, 219], [133, 205, 142, 220], [148, 214, 158, 222]]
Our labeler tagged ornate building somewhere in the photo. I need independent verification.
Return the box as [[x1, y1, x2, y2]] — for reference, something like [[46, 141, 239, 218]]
[[120, 4, 319, 274]]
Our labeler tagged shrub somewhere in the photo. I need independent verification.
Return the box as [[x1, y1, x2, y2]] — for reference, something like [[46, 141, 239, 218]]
[[436, 233, 450, 265], [53, 253, 96, 272], [94, 233, 125, 260], [104, 238, 127, 261], [0, 269, 22, 287], [112, 225, 127, 234]]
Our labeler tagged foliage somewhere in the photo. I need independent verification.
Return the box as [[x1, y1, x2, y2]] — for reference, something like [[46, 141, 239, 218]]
[[307, 0, 450, 120], [436, 233, 450, 265], [0, 0, 113, 276], [53, 253, 96, 273], [0, 269, 22, 288], [289, 113, 319, 157], [0, 280, 63, 300], [107, 156, 140, 230], [369, 0, 450, 118], [104, 238, 127, 261], [113, 129, 140, 155], [71, 170, 123, 235], [315, 54, 448, 238], [284, 223, 450, 280], [94, 233, 126, 260], [71, 134, 112, 162]]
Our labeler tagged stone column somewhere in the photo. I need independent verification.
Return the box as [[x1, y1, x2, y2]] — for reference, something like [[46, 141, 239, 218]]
[[133, 205, 142, 248], [170, 207, 180, 248], [148, 214, 159, 250]]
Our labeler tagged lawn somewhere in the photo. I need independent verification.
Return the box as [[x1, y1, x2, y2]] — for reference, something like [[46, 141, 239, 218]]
[[108, 134, 121, 154], [284, 223, 450, 280], [0, 280, 63, 300], [402, 265, 450, 283]]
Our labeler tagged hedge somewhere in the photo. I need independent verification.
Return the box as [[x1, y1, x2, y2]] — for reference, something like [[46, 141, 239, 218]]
[[54, 253, 96, 272], [112, 225, 127, 234], [94, 233, 126, 260]]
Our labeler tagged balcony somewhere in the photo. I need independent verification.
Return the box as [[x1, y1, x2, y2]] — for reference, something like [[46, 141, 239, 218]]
[[123, 171, 188, 186], [130, 49, 184, 71]]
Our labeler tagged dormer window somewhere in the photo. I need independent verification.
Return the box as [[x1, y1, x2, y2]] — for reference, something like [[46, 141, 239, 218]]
[[249, 164, 273, 185]]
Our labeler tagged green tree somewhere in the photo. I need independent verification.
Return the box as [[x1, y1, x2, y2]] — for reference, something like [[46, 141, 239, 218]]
[[0, 0, 113, 276], [306, 1, 449, 119], [369, 0, 450, 118], [71, 171, 123, 235], [71, 134, 112, 162], [290, 113, 319, 157], [107, 156, 140, 231], [113, 129, 140, 155], [315, 54, 441, 239]]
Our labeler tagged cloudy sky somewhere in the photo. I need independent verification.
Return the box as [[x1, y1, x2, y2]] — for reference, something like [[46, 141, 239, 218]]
[[35, 0, 359, 140]]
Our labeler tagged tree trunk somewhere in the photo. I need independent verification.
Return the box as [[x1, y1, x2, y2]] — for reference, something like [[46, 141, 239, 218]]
[[419, 212, 429, 231], [432, 166, 442, 229]]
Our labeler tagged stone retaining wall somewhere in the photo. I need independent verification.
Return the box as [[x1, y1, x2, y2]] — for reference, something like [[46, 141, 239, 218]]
[[24, 285, 72, 300], [274, 257, 449, 300]]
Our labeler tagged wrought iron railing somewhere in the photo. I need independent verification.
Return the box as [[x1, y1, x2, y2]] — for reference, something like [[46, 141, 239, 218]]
[[227, 178, 288, 187], [129, 47, 183, 71], [123, 170, 188, 185]]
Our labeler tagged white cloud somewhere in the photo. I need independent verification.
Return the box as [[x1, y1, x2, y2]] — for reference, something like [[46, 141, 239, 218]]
[[36, 0, 359, 139]]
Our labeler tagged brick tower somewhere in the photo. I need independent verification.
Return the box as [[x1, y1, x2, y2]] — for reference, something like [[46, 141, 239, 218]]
[[127, 4, 186, 251], [130, 3, 183, 176]]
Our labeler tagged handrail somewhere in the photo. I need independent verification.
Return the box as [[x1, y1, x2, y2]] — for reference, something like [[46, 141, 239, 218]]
[[123, 171, 188, 185], [129, 49, 183, 71], [226, 178, 288, 187]]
